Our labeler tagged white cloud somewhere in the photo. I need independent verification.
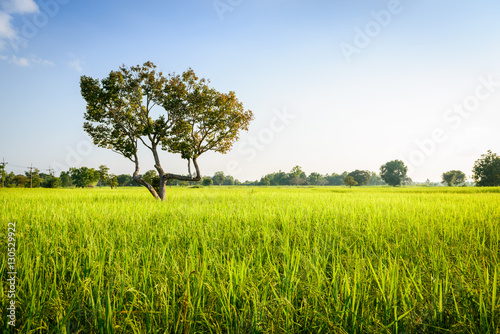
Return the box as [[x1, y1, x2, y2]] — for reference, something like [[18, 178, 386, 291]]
[[1, 0, 39, 14], [68, 58, 85, 72], [0, 0, 39, 50], [11, 54, 28, 65], [0, 53, 7, 60], [0, 11, 16, 39], [10, 54, 54, 66], [30, 54, 54, 66]]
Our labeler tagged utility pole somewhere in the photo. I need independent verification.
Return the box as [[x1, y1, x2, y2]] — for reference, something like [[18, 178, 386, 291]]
[[0, 158, 7, 188], [47, 167, 54, 176], [27, 163, 35, 189]]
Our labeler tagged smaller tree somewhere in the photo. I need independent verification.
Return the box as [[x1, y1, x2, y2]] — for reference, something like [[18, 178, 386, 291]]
[[347, 170, 370, 186], [441, 170, 466, 187], [117, 174, 133, 186], [268, 171, 289, 185], [223, 175, 235, 185], [259, 177, 270, 186], [5, 172, 16, 188], [202, 177, 213, 186], [5, 172, 15, 188], [380, 160, 408, 187], [98, 165, 110, 188], [46, 176, 61, 188], [308, 172, 327, 186], [13, 174, 29, 188], [109, 174, 119, 189], [368, 172, 385, 186], [289, 166, 306, 186], [473, 150, 500, 187], [326, 172, 346, 186], [344, 176, 358, 188], [213, 171, 225, 186], [60, 171, 73, 187], [70, 167, 100, 188], [402, 176, 413, 186]]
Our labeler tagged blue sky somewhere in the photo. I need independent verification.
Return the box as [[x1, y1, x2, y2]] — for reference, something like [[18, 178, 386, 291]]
[[1, 0, 499, 182]]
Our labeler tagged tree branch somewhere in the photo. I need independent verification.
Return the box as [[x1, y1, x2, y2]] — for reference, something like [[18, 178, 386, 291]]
[[131, 152, 161, 199], [162, 157, 201, 182]]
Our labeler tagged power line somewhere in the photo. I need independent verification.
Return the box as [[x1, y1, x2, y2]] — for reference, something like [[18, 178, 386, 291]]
[[47, 167, 54, 176]]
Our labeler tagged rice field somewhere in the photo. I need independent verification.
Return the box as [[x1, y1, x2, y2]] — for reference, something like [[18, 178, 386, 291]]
[[1, 186, 499, 333]]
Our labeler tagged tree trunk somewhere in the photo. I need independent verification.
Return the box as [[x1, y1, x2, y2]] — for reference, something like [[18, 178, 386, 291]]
[[134, 177, 161, 200], [132, 154, 161, 200], [158, 179, 167, 201]]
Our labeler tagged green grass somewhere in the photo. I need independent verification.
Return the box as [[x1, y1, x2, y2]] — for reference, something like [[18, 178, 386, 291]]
[[1, 186, 499, 333]]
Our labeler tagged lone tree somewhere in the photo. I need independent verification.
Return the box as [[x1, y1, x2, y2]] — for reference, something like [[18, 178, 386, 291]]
[[472, 150, 500, 187], [344, 176, 358, 188], [81, 62, 253, 200], [441, 170, 466, 187], [380, 160, 408, 187]]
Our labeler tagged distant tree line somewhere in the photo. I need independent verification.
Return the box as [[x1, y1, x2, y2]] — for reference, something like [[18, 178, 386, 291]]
[[0, 165, 120, 189], [251, 166, 388, 187], [1, 151, 499, 188]]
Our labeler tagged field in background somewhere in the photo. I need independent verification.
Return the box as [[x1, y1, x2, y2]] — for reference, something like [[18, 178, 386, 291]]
[[1, 186, 499, 333]]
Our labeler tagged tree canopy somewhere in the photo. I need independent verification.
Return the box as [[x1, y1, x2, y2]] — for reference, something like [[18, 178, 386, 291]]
[[109, 174, 119, 189], [289, 165, 307, 185], [473, 150, 500, 187], [80, 62, 253, 200], [202, 177, 213, 186], [344, 176, 358, 188], [213, 171, 225, 186], [441, 170, 466, 187], [70, 167, 100, 188], [98, 165, 110, 188], [347, 170, 371, 186], [380, 160, 408, 187]]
